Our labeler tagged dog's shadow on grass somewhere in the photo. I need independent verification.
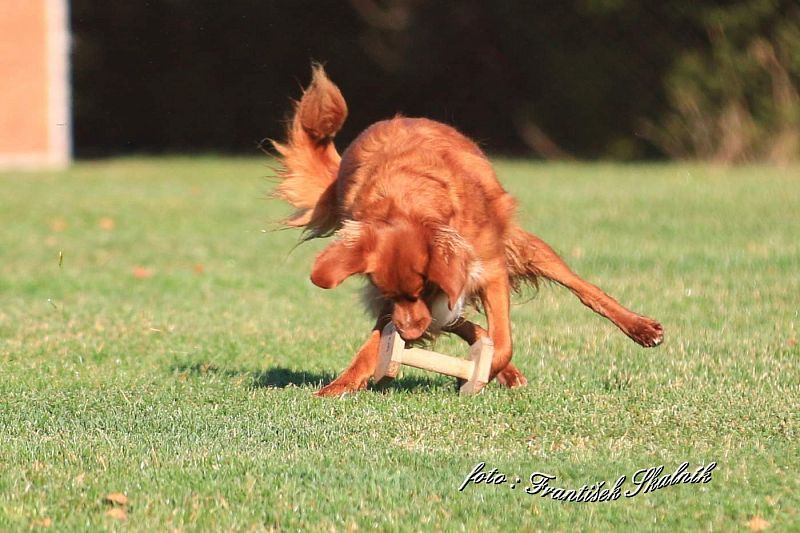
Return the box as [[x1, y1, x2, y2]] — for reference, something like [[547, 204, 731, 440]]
[[251, 367, 335, 389], [172, 363, 451, 393], [251, 367, 453, 393]]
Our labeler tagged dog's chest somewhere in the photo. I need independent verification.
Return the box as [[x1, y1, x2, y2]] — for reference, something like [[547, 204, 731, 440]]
[[427, 291, 465, 332]]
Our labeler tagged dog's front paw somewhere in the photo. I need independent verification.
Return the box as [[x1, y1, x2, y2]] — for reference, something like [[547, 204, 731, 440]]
[[495, 363, 529, 388], [624, 316, 664, 347], [314, 378, 367, 398]]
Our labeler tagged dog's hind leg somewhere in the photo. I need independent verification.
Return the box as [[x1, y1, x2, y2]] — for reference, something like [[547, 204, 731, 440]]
[[315, 310, 392, 397], [445, 320, 528, 388], [506, 227, 663, 347]]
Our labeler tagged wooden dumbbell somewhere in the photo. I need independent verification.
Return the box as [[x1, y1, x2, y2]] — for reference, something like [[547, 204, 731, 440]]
[[373, 323, 494, 395]]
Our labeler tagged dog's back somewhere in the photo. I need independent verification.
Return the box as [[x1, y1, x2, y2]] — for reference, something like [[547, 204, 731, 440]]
[[336, 117, 515, 252]]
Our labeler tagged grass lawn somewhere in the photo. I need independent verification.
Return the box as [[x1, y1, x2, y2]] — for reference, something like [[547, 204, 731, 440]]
[[1, 157, 798, 531]]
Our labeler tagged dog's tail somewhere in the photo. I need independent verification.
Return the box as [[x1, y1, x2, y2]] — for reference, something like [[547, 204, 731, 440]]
[[272, 64, 347, 238]]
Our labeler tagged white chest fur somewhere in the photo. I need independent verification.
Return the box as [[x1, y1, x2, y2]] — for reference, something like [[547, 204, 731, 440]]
[[428, 291, 466, 332]]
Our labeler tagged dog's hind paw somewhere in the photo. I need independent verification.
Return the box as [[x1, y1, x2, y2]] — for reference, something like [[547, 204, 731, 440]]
[[624, 316, 664, 348]]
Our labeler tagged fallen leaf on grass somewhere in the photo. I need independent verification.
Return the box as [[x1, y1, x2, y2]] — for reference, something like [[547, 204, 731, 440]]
[[104, 492, 129, 521], [747, 516, 770, 531], [132, 266, 153, 279], [32, 517, 52, 528], [105, 508, 128, 521], [50, 218, 67, 232], [98, 217, 115, 231], [104, 492, 129, 506]]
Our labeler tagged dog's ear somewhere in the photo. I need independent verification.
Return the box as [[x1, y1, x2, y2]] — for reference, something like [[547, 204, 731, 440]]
[[310, 222, 371, 289], [310, 241, 365, 289], [427, 226, 471, 309]]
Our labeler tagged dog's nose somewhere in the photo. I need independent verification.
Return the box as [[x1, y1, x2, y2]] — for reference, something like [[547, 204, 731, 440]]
[[397, 326, 424, 342], [396, 317, 430, 342]]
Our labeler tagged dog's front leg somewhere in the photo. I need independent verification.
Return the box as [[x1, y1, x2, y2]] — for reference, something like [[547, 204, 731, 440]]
[[480, 270, 515, 382], [445, 320, 527, 388], [315, 310, 392, 397]]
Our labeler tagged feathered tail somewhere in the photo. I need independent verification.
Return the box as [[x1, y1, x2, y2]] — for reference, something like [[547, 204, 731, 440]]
[[272, 65, 347, 238]]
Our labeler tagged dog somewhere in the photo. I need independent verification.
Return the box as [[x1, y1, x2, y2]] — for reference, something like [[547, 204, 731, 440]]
[[273, 65, 663, 397]]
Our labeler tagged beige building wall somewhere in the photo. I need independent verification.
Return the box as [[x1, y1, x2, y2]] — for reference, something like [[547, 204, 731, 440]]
[[0, 0, 70, 168]]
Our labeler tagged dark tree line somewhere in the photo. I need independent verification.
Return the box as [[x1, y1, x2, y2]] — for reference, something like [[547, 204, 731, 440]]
[[70, 0, 800, 161]]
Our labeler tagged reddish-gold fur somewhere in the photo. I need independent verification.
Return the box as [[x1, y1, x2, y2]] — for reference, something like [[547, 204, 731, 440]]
[[274, 66, 663, 396]]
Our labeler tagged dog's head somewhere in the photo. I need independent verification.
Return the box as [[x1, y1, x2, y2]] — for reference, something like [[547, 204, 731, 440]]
[[310, 219, 473, 341]]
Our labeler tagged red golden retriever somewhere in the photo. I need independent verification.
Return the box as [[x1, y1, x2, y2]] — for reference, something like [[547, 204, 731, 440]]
[[273, 66, 663, 396]]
